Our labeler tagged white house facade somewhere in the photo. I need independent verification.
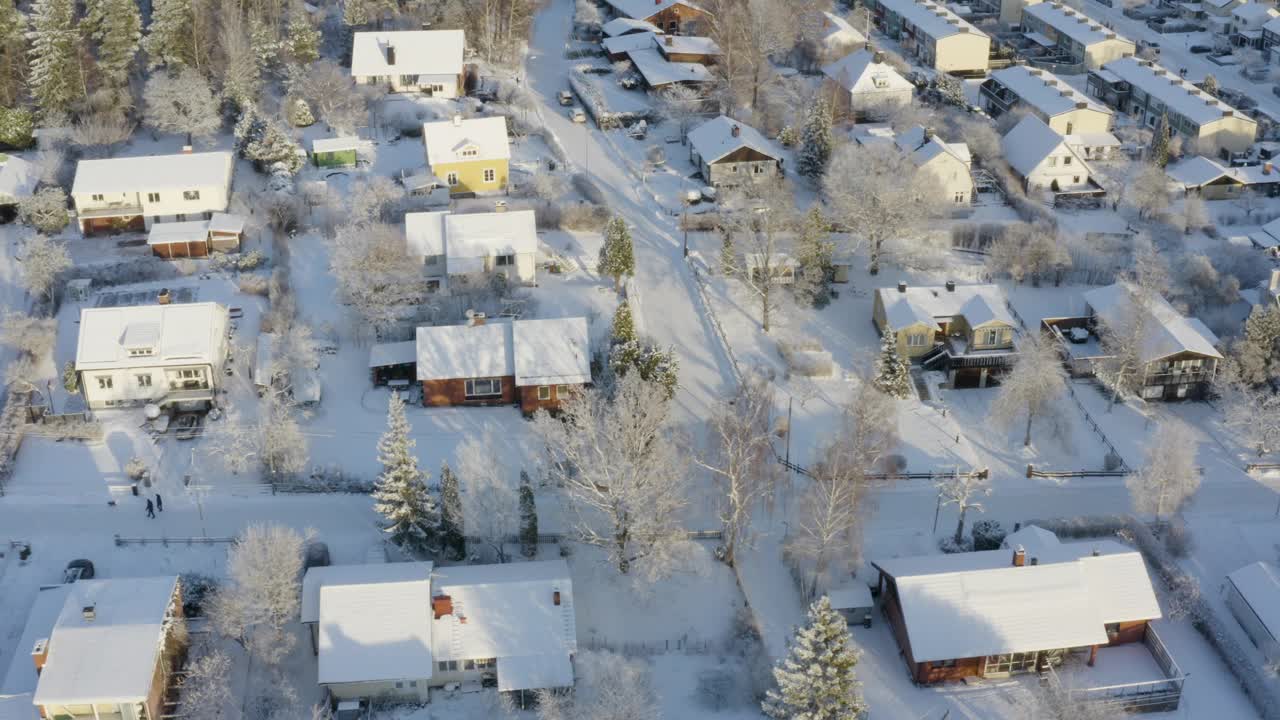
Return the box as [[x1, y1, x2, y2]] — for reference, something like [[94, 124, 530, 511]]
[[1002, 116, 1094, 193], [71, 152, 233, 236], [405, 209, 538, 291], [350, 30, 465, 95]]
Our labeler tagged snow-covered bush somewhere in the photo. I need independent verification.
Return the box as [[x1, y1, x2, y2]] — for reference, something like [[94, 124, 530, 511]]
[[777, 337, 834, 378], [938, 536, 973, 554], [0, 107, 36, 149], [238, 274, 270, 296], [18, 187, 69, 234], [287, 97, 315, 128], [560, 203, 610, 230], [970, 519, 1006, 551], [1163, 520, 1194, 558]]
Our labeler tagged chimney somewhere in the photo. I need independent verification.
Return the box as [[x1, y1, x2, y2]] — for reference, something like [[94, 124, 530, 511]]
[[1265, 162, 1273, 175], [465, 310, 487, 327], [1013, 522, 1021, 532], [873, 51, 885, 63], [1012, 547, 1026, 567], [494, 200, 508, 213], [1030, 557, 1039, 566], [553, 591, 561, 606], [157, 288, 171, 305], [452, 114, 463, 127], [897, 281, 907, 293], [386, 44, 396, 66], [82, 605, 96, 621], [1076, 101, 1087, 109], [945, 280, 956, 292], [665, 35, 674, 46], [432, 595, 453, 619], [1269, 268, 1280, 294], [181, 145, 193, 154], [731, 125, 741, 138], [1091, 547, 1101, 557], [32, 639, 49, 674]]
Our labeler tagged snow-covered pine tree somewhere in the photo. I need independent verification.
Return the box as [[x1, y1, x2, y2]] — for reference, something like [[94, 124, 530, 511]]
[[611, 300, 636, 344], [1235, 304, 1280, 385], [145, 0, 193, 69], [519, 470, 538, 559], [26, 0, 82, 121], [0, 107, 36, 149], [1152, 113, 1171, 168], [342, 0, 370, 27], [797, 98, 832, 179], [84, 0, 141, 90], [248, 14, 281, 72], [0, 1, 27, 109], [873, 332, 912, 399], [244, 119, 304, 175], [288, 97, 315, 127], [610, 340, 679, 400], [438, 461, 466, 561], [372, 392, 439, 558], [598, 216, 635, 293], [285, 15, 320, 65], [763, 595, 866, 720], [794, 206, 834, 307]]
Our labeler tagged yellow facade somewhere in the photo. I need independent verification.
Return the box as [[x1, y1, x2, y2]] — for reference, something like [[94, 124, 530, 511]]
[[430, 159, 509, 195]]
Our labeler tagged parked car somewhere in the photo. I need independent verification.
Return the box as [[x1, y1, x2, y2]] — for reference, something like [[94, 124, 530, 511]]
[[558, 90, 573, 106], [1190, 44, 1212, 53], [1242, 64, 1270, 81], [1272, 84, 1280, 98], [569, 107, 587, 123], [304, 541, 331, 570], [334, 701, 368, 720], [63, 559, 95, 583]]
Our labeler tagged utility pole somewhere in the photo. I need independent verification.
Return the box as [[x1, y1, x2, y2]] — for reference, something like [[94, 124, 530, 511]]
[[784, 397, 794, 465]]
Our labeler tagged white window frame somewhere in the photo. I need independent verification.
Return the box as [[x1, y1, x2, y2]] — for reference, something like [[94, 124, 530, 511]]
[[495, 254, 514, 267], [906, 332, 928, 348], [147, 192, 160, 202], [97, 376, 113, 390], [981, 329, 1000, 346], [136, 374, 152, 388], [464, 377, 502, 398], [538, 385, 551, 400], [483, 168, 496, 183], [446, 172, 460, 186], [1142, 385, 1163, 399]]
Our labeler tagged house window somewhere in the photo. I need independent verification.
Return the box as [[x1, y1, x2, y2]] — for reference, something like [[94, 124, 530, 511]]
[[1065, 122, 1074, 134], [446, 172, 459, 186], [1105, 623, 1121, 635], [465, 659, 476, 670], [475, 658, 496, 669], [1063, 156, 1072, 166], [753, 164, 766, 174], [954, 192, 966, 203], [1047, 157, 1057, 167], [91, 194, 104, 201], [483, 168, 496, 183], [395, 681, 404, 689], [464, 377, 502, 398], [906, 333, 928, 347], [981, 329, 1000, 346], [97, 376, 113, 390], [462, 148, 478, 157], [136, 374, 152, 388], [183, 190, 200, 200], [147, 192, 160, 202], [129, 347, 153, 356], [495, 254, 514, 266], [432, 84, 445, 93], [1176, 384, 1189, 398], [936, 658, 957, 668], [538, 385, 551, 400], [176, 213, 186, 221], [1072, 176, 1080, 184], [437, 660, 459, 672], [409, 681, 418, 688], [1142, 385, 1163, 399]]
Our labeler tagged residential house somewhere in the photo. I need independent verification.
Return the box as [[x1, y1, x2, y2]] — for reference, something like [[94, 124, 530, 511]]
[[1087, 57, 1258, 157], [601, 17, 661, 37], [654, 34, 722, 64], [980, 65, 1114, 135], [74, 301, 230, 409], [1167, 155, 1280, 199], [350, 30, 465, 95], [867, 0, 992, 76], [70, 152, 233, 236], [0, 154, 37, 211], [26, 577, 185, 720], [873, 528, 1163, 684], [1022, 3, 1136, 70], [1224, 561, 1280, 663], [599, 0, 711, 35], [686, 116, 784, 188], [405, 209, 538, 291], [1205, 0, 1246, 37], [1002, 116, 1096, 194], [312, 137, 361, 168], [821, 49, 915, 121], [1230, 2, 1279, 47], [856, 124, 975, 206], [302, 560, 577, 703], [815, 11, 867, 62], [625, 47, 714, 88], [415, 315, 591, 413], [1249, 222, 1280, 257], [422, 116, 511, 196], [871, 281, 1018, 388], [603, 31, 661, 61], [1262, 15, 1280, 59], [1042, 282, 1223, 400], [146, 213, 245, 258]]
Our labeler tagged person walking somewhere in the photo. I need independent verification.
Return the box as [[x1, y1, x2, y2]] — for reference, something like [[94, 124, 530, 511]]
[[155, 493, 163, 512], [145, 498, 156, 519]]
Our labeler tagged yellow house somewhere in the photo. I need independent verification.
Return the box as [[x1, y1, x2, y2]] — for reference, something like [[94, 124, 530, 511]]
[[423, 116, 511, 196], [873, 282, 1018, 388]]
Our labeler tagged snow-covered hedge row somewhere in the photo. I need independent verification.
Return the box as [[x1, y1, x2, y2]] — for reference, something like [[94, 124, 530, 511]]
[[777, 338, 834, 378]]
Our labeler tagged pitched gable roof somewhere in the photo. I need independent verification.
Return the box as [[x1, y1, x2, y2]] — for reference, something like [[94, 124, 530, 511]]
[[822, 49, 913, 94], [601, 0, 705, 21], [1002, 116, 1084, 177], [1084, 283, 1223, 362], [687, 115, 781, 164], [350, 30, 464, 78], [423, 116, 511, 166]]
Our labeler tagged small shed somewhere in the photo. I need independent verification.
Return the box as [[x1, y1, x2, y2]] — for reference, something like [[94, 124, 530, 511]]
[[294, 367, 322, 406], [312, 137, 360, 168], [1224, 561, 1280, 662], [828, 583, 875, 627], [744, 253, 799, 285], [368, 340, 418, 387], [208, 213, 245, 252]]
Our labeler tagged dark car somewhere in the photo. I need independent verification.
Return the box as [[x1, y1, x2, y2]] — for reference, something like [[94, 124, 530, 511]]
[[304, 541, 331, 570], [1190, 44, 1212, 53], [64, 559, 95, 583]]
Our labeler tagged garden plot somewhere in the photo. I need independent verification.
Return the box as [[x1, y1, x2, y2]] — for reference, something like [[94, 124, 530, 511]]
[[569, 64, 653, 127]]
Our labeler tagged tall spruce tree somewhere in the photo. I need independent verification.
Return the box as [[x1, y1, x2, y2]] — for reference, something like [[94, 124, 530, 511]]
[[611, 300, 636, 343], [84, 0, 141, 90], [794, 206, 834, 307], [26, 0, 82, 121], [438, 461, 466, 561], [145, 0, 193, 69], [873, 331, 912, 399], [1152, 113, 1171, 168], [598, 216, 635, 293], [797, 98, 832, 179], [285, 15, 320, 65], [371, 392, 438, 557], [0, 1, 29, 109], [763, 596, 866, 720], [518, 470, 538, 559], [1235, 304, 1280, 385]]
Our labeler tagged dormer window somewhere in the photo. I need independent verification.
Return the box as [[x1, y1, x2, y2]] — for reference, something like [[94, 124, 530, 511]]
[[461, 148, 479, 157], [128, 347, 154, 356]]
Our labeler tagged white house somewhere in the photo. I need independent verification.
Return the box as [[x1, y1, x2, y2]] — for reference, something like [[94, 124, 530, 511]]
[[896, 126, 974, 207], [816, 11, 867, 57], [0, 154, 37, 207], [686, 116, 784, 187], [405, 209, 539, 291], [350, 30, 465, 95], [302, 560, 577, 704], [1224, 561, 1280, 663], [74, 301, 230, 409], [1231, 3, 1279, 47], [70, 152, 233, 236], [821, 49, 914, 121], [1002, 116, 1094, 193]]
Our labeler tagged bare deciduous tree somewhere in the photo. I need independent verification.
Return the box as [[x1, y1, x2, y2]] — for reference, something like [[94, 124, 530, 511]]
[[16, 233, 71, 301], [291, 60, 370, 134], [71, 108, 136, 157], [208, 524, 308, 667], [457, 428, 518, 563], [1126, 420, 1199, 521], [18, 189, 70, 235], [991, 334, 1069, 447], [655, 84, 704, 143], [724, 180, 796, 333], [936, 468, 991, 546], [176, 646, 239, 720], [329, 221, 427, 333], [1222, 376, 1280, 457]]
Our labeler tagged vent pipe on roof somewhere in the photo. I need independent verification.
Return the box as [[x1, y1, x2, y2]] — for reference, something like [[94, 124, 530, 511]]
[[82, 605, 96, 621], [452, 114, 463, 127], [386, 44, 396, 66], [1091, 547, 1100, 557], [945, 280, 956, 292], [665, 34, 673, 46], [731, 124, 740, 138], [897, 281, 907, 293], [1013, 547, 1026, 567]]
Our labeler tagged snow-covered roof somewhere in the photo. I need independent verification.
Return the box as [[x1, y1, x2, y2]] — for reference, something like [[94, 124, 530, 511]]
[[405, 211, 448, 257], [601, 0, 704, 21], [318, 579, 434, 685], [1101, 57, 1256, 127], [875, 538, 1161, 662], [818, 11, 867, 47], [405, 210, 537, 260], [1002, 524, 1062, 560], [302, 562, 434, 624], [208, 212, 244, 235], [32, 577, 178, 707], [497, 655, 574, 692], [687, 116, 781, 165], [626, 48, 713, 87], [147, 219, 210, 246], [988, 66, 1111, 119], [1205, 0, 1240, 8], [656, 35, 722, 56], [895, 126, 971, 168], [601, 16, 661, 37], [1084, 283, 1223, 362], [1227, 561, 1280, 643], [513, 317, 592, 386], [0, 155, 37, 202], [1228, 163, 1280, 185], [430, 560, 576, 675], [821, 49, 913, 95], [1002, 116, 1085, 178], [423, 116, 511, 167], [1, 585, 72, 696], [0, 694, 37, 720], [1025, 2, 1132, 47], [876, 283, 1014, 330], [1064, 132, 1121, 150], [312, 136, 360, 154], [603, 31, 660, 55], [1167, 155, 1235, 188], [828, 583, 874, 611], [1265, 15, 1280, 33], [75, 302, 228, 372], [874, 0, 989, 40], [1232, 2, 1278, 22], [368, 340, 419, 369], [71, 152, 233, 196], [350, 30, 464, 78]]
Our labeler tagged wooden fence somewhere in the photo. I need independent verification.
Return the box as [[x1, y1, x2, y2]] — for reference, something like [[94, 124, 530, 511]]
[[114, 534, 236, 546], [1052, 625, 1185, 713], [778, 455, 989, 483]]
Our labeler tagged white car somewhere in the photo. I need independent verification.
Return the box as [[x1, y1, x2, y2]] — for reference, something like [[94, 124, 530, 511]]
[[569, 108, 587, 123]]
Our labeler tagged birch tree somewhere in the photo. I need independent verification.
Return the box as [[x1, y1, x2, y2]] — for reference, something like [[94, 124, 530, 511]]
[[824, 142, 945, 274], [215, 9, 261, 112], [83, 0, 141, 91], [936, 468, 991, 545], [208, 524, 307, 667], [143, 68, 222, 141], [726, 180, 795, 333], [176, 647, 238, 720], [1126, 420, 1199, 521], [26, 0, 82, 121], [1233, 304, 1280, 385], [693, 372, 779, 567], [457, 428, 517, 563], [290, 61, 370, 134], [17, 233, 71, 302], [656, 84, 703, 143], [1098, 244, 1167, 408], [1222, 380, 1280, 457], [569, 651, 661, 720], [260, 393, 309, 477], [763, 596, 866, 720], [372, 391, 438, 557], [990, 334, 1069, 447], [533, 373, 687, 576], [1127, 163, 1170, 220], [329, 221, 428, 333]]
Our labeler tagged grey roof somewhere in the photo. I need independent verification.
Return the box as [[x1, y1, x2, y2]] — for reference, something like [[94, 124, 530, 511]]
[[875, 0, 989, 39], [1102, 57, 1257, 127], [1025, 3, 1134, 48], [989, 66, 1111, 119]]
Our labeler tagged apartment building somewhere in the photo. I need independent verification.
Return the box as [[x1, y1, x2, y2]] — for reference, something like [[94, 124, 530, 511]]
[[1022, 2, 1136, 69], [868, 0, 991, 76], [981, 65, 1114, 134]]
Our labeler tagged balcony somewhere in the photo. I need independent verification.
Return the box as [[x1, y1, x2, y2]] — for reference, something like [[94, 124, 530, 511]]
[[78, 203, 144, 220], [1145, 370, 1211, 386]]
